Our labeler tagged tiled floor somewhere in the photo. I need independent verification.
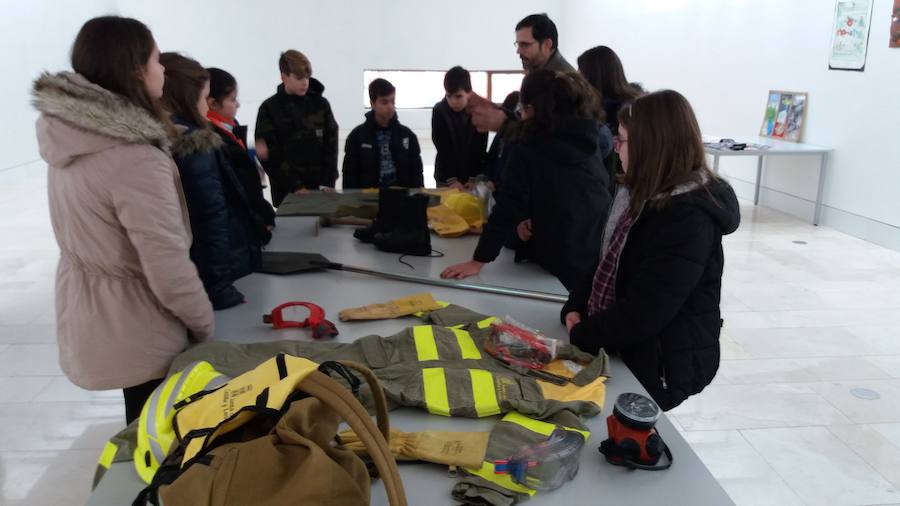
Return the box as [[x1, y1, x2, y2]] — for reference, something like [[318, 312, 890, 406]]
[[3, 155, 900, 506]]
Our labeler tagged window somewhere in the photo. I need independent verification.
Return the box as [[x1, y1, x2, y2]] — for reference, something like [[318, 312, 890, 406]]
[[363, 70, 523, 109]]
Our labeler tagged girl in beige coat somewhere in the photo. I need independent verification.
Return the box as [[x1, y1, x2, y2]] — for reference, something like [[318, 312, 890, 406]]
[[32, 16, 214, 423]]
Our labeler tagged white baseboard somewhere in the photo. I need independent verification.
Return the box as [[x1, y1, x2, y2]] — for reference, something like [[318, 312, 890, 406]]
[[723, 174, 900, 252]]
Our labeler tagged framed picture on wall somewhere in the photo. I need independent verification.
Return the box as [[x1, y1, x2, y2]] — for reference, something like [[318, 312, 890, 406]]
[[891, 0, 900, 48], [828, 0, 874, 70], [760, 90, 807, 142]]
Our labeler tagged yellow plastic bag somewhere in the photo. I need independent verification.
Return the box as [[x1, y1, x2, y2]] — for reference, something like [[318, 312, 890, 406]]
[[427, 205, 470, 237], [441, 191, 485, 229]]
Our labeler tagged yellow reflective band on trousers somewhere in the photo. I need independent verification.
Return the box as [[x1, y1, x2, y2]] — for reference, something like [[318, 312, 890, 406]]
[[502, 411, 590, 441], [414, 326, 482, 361], [470, 369, 501, 417], [467, 461, 537, 496], [422, 368, 451, 416], [422, 368, 500, 418], [476, 317, 499, 329], [414, 326, 439, 361], [98, 441, 118, 469], [452, 328, 482, 359]]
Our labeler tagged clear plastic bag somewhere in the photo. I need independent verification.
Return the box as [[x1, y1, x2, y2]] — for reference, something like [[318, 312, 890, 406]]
[[483, 316, 559, 370], [495, 429, 585, 491]]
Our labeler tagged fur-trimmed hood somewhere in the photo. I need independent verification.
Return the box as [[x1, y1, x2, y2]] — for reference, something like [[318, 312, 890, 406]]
[[171, 120, 224, 159], [32, 71, 170, 168]]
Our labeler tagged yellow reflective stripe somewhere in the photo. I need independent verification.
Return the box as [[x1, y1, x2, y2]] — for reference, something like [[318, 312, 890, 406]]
[[465, 461, 537, 496], [453, 328, 482, 359], [98, 441, 118, 469], [413, 326, 439, 361], [476, 317, 499, 329], [502, 411, 555, 436], [422, 368, 450, 416], [470, 369, 501, 417], [502, 411, 590, 441]]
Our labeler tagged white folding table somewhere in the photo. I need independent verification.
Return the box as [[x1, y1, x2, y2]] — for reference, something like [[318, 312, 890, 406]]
[[704, 136, 832, 225]]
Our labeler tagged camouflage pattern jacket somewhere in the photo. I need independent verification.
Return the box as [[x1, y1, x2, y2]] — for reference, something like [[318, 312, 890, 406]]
[[255, 78, 339, 205]]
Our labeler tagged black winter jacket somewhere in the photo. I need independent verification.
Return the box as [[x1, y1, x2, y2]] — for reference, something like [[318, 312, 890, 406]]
[[210, 120, 275, 244], [342, 111, 424, 189], [431, 99, 488, 185], [255, 78, 339, 206], [473, 118, 611, 290], [172, 118, 261, 310], [562, 179, 740, 410]]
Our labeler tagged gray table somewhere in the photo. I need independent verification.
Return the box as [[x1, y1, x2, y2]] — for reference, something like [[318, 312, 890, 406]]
[[704, 136, 832, 225], [271, 216, 568, 296], [88, 218, 733, 506]]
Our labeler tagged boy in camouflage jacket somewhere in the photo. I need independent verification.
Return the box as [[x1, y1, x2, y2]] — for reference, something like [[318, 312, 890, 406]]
[[255, 50, 339, 206]]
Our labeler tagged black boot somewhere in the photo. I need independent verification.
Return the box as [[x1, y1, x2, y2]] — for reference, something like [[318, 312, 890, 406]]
[[373, 193, 431, 256], [353, 187, 407, 243]]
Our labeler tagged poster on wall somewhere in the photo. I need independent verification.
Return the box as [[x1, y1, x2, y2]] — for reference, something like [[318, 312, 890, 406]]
[[891, 0, 900, 47], [760, 91, 807, 142], [828, 0, 874, 70]]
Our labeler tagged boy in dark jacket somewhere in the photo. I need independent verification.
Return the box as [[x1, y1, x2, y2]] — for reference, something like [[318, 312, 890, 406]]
[[255, 50, 339, 206], [432, 66, 488, 188], [342, 78, 424, 189]]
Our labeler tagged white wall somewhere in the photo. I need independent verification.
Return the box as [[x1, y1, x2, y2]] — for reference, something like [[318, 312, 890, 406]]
[[559, 0, 900, 249], [4, 1, 898, 249], [115, 0, 562, 133], [1, 0, 559, 169], [0, 0, 117, 170]]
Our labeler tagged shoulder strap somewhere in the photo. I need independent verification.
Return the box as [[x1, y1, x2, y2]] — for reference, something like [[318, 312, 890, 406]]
[[300, 361, 407, 506]]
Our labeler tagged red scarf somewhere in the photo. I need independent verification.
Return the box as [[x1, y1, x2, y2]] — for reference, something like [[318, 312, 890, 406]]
[[207, 110, 246, 150]]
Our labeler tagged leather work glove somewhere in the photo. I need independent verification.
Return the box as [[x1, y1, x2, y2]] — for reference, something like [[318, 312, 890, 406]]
[[339, 293, 444, 321], [339, 428, 489, 469]]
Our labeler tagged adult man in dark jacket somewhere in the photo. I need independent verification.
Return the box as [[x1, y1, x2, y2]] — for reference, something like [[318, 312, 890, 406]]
[[469, 14, 576, 134], [255, 50, 339, 206], [515, 13, 574, 74], [562, 179, 741, 410], [342, 79, 424, 189]]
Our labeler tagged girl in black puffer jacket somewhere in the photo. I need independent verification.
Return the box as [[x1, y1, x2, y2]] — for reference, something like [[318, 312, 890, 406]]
[[562, 90, 740, 410], [162, 53, 261, 310], [206, 67, 275, 244]]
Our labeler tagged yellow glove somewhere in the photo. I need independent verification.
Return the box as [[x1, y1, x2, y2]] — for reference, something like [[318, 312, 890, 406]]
[[338, 293, 443, 321], [339, 429, 489, 469]]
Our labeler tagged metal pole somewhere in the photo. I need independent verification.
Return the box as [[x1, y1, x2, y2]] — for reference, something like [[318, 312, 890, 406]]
[[324, 262, 569, 303]]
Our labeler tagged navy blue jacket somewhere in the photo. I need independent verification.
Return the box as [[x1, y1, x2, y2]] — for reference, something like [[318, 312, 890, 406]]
[[172, 118, 261, 310], [210, 120, 276, 244], [342, 111, 424, 189]]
